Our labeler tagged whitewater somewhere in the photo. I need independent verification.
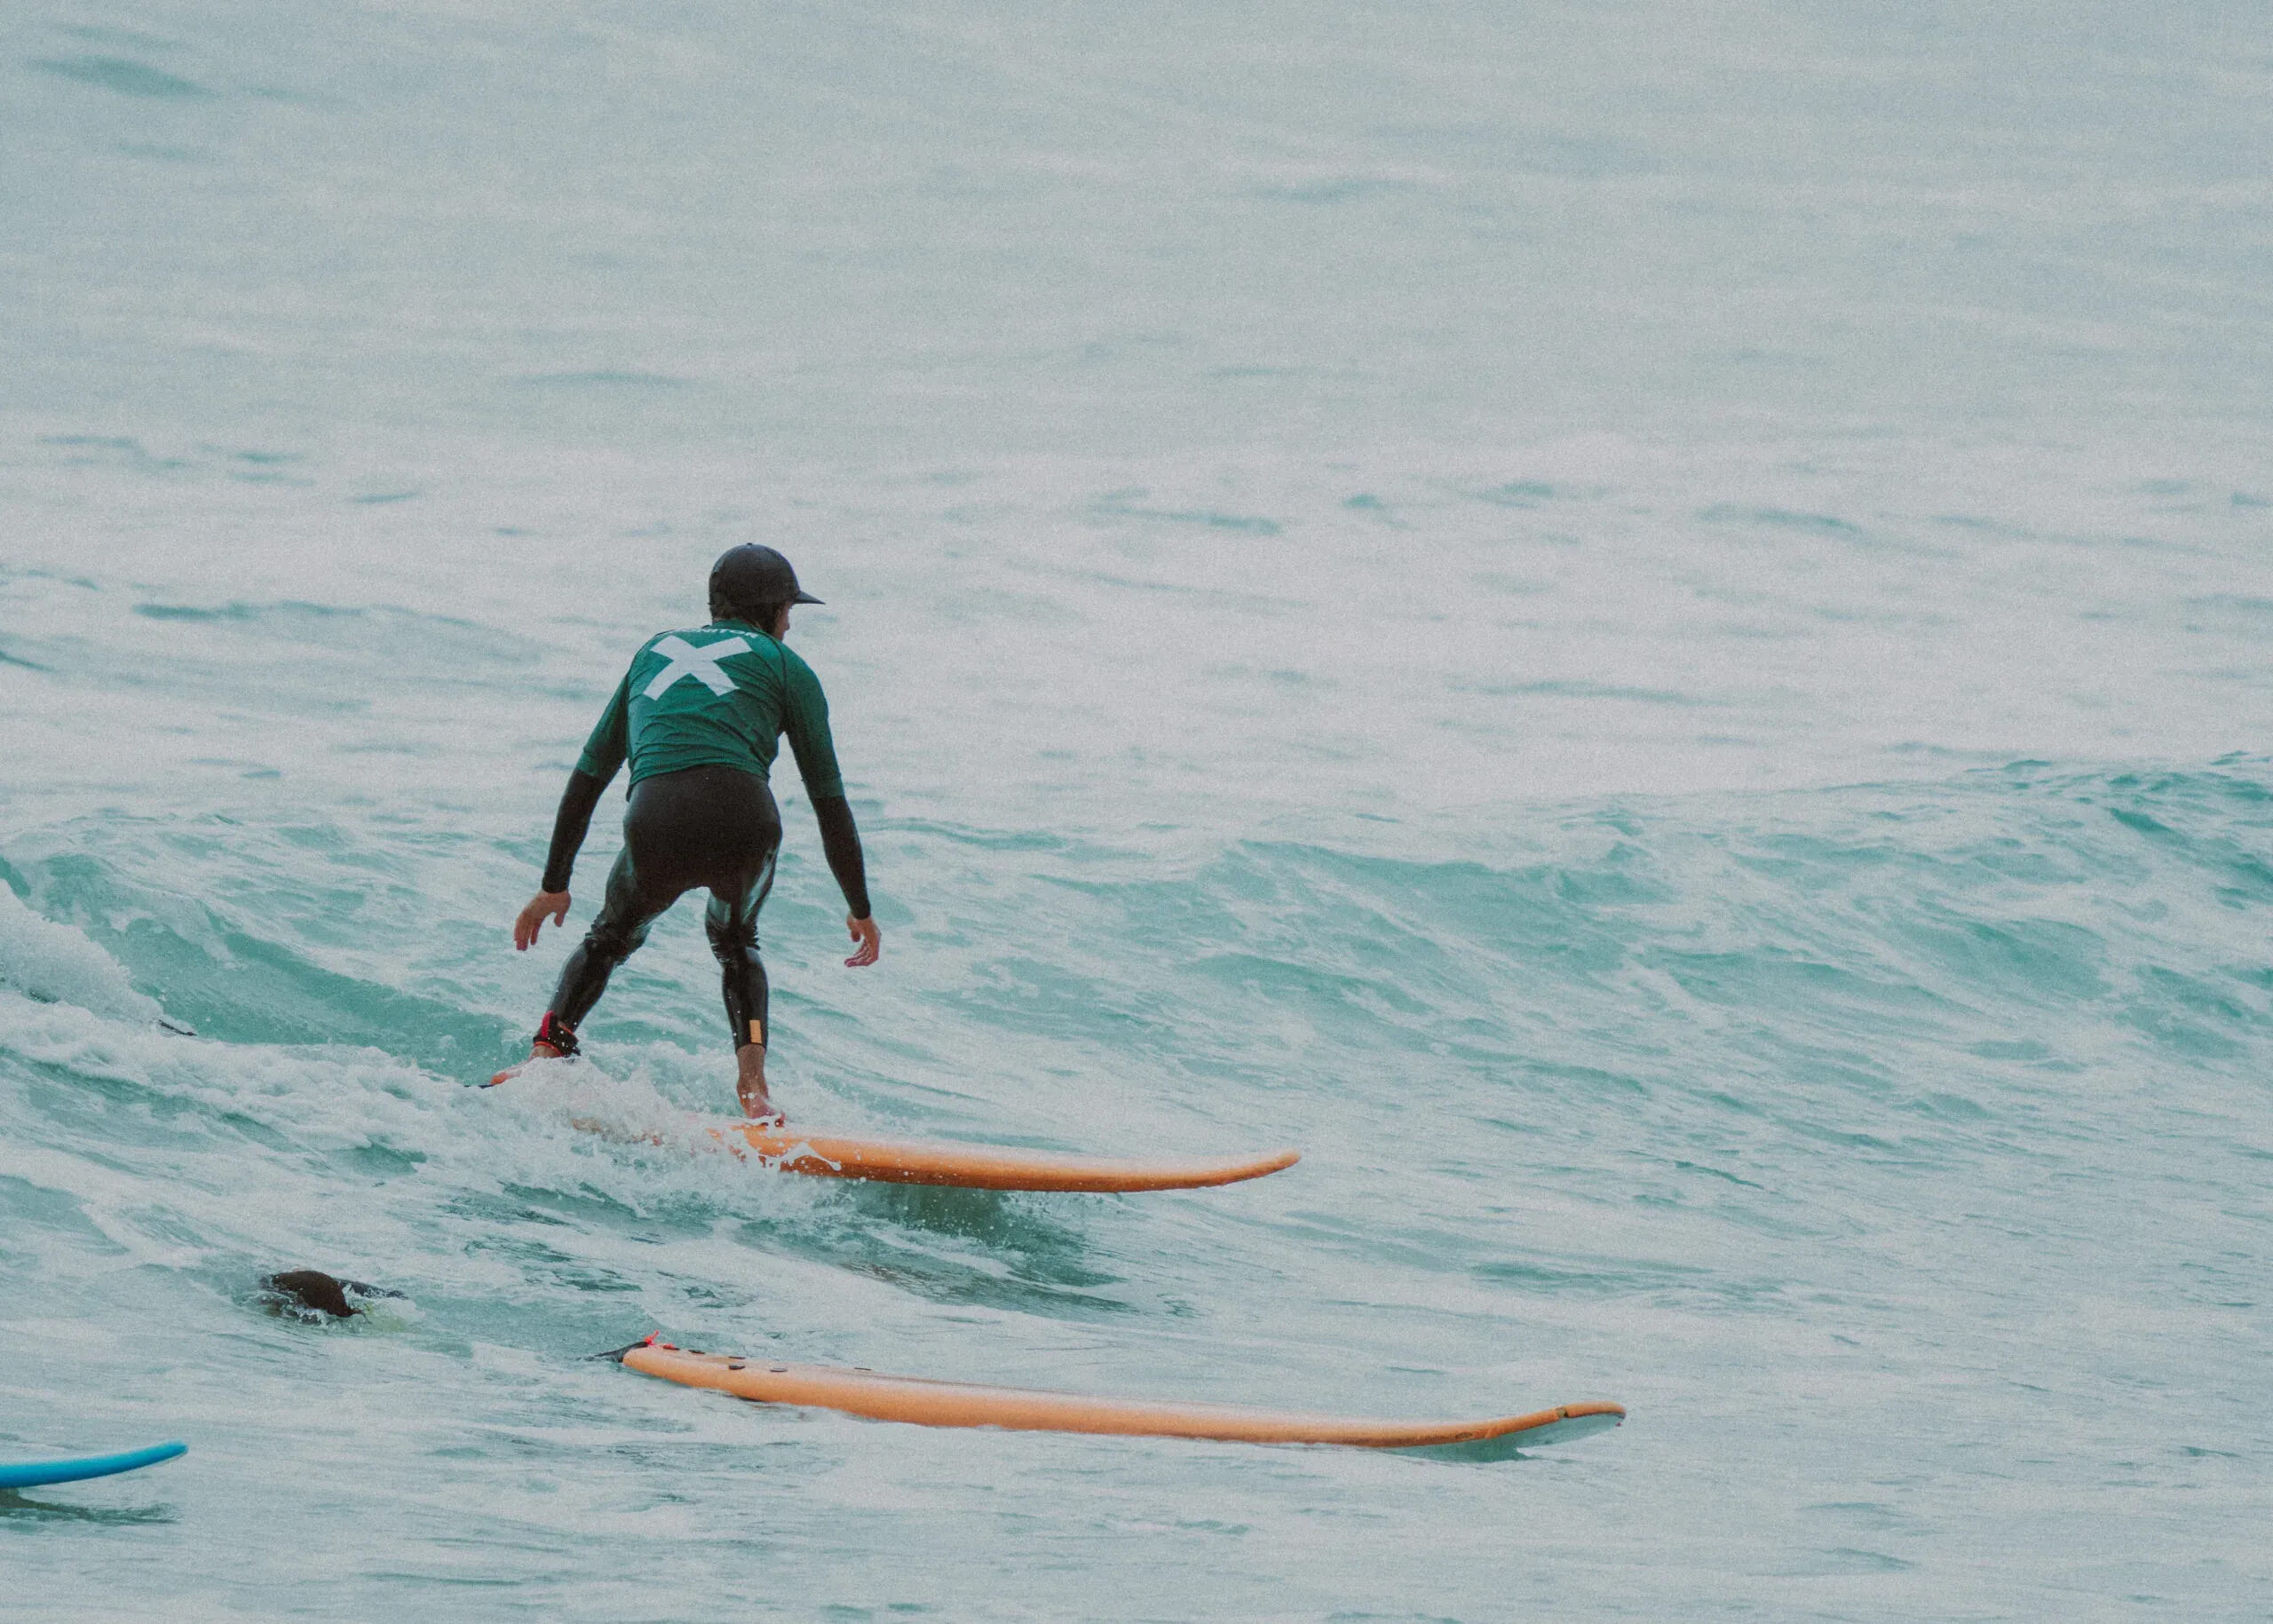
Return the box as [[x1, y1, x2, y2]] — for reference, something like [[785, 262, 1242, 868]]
[[3, 4, 2269, 1619]]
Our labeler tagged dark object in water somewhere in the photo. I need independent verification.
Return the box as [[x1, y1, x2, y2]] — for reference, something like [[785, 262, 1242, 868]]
[[258, 1270, 404, 1321]]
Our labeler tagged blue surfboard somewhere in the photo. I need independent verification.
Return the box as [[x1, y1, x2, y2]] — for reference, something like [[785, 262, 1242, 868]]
[[0, 1442, 186, 1491]]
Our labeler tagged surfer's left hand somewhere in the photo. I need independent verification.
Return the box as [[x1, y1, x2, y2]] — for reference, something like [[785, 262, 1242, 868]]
[[844, 914, 881, 968]]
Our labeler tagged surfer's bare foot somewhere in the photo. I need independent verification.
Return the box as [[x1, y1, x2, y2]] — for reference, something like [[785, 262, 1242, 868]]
[[735, 1042, 780, 1123]]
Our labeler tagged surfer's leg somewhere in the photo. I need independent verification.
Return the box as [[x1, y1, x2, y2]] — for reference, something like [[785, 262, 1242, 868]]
[[707, 844, 780, 1119], [708, 898, 771, 1058], [709, 918, 772, 1119], [705, 786, 782, 1120], [537, 768, 742, 1058], [543, 846, 667, 1043], [733, 1038, 773, 1123], [495, 851, 661, 1081]]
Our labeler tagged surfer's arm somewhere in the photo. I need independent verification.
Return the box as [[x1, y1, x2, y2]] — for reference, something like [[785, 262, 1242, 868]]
[[515, 672, 630, 950], [779, 653, 877, 964], [516, 772, 604, 950], [811, 789, 878, 966], [514, 771, 606, 950], [542, 669, 632, 891], [777, 650, 847, 803], [540, 769, 608, 893], [811, 796, 871, 921]]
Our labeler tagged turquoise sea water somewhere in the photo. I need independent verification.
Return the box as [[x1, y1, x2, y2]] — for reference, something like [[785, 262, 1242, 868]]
[[4, 4, 2269, 1619]]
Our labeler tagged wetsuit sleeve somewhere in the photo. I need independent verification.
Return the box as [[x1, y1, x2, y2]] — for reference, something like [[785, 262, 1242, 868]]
[[778, 652, 846, 801], [812, 796, 872, 920], [541, 770, 607, 893], [544, 669, 631, 891]]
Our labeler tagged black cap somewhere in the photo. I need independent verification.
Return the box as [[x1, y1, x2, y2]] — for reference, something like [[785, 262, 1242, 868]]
[[709, 544, 823, 612]]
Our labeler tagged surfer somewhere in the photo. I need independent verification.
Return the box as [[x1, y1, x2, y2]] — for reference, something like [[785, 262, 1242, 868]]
[[503, 544, 879, 1121], [258, 1270, 404, 1321]]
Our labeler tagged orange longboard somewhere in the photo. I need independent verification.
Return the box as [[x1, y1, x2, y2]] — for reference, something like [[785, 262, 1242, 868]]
[[486, 1069, 1297, 1192], [616, 1337, 1627, 1457], [713, 1123, 1300, 1192]]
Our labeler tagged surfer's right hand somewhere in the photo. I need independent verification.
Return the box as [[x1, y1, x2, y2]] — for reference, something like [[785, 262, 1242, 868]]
[[844, 914, 881, 968], [514, 891, 571, 951]]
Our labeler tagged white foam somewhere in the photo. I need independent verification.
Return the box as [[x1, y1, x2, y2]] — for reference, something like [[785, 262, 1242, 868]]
[[0, 883, 163, 1026]]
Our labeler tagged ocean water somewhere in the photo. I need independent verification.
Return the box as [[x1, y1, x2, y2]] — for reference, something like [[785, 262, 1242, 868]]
[[4, 4, 2269, 1619]]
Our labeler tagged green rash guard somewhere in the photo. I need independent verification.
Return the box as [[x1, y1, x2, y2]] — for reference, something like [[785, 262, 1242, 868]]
[[574, 620, 846, 797]]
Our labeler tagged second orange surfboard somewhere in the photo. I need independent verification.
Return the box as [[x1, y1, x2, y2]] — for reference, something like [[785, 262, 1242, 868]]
[[618, 1337, 1626, 1457]]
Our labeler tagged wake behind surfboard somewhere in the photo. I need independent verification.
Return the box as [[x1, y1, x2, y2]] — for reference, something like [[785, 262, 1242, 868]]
[[485, 1070, 1299, 1192], [608, 1337, 1625, 1457]]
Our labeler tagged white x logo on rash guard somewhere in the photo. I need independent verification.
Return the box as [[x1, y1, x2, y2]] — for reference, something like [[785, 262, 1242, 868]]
[[643, 635, 754, 699]]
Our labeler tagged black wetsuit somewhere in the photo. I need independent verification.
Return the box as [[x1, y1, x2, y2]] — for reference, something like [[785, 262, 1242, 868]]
[[536, 619, 870, 1054]]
